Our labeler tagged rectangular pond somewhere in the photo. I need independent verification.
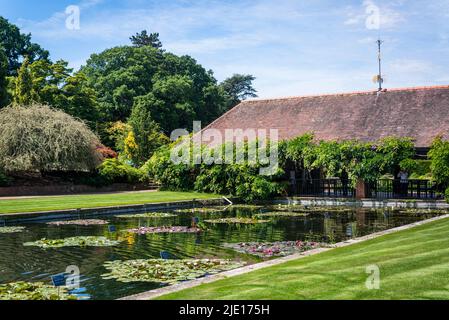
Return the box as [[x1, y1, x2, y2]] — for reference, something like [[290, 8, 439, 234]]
[[0, 204, 446, 300]]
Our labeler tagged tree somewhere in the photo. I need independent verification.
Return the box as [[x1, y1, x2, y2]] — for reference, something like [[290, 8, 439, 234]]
[[429, 137, 449, 186], [14, 57, 33, 105], [81, 46, 162, 122], [130, 30, 163, 49], [220, 74, 257, 109], [81, 44, 227, 131], [128, 103, 169, 165], [0, 46, 8, 107], [0, 17, 49, 76], [0, 104, 102, 173], [27, 59, 98, 124]]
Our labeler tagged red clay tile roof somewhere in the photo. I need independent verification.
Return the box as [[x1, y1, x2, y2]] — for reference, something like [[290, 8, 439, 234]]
[[203, 85, 449, 148]]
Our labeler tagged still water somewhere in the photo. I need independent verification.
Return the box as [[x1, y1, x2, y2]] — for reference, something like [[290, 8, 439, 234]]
[[0, 205, 442, 300]]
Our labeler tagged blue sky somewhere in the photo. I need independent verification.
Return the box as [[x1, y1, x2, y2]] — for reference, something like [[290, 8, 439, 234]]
[[1, 0, 449, 98]]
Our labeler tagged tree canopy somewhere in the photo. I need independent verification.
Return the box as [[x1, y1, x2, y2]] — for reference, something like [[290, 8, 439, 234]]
[[0, 17, 49, 76], [28, 59, 99, 124], [14, 56, 33, 105], [130, 30, 163, 49], [81, 46, 226, 132], [0, 46, 8, 107], [220, 74, 258, 109]]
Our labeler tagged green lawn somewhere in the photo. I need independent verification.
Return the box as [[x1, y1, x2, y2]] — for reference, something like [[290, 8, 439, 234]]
[[158, 217, 449, 300], [0, 191, 220, 214]]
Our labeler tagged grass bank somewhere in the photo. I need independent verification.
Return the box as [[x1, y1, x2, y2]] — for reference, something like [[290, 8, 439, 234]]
[[158, 217, 449, 300], [0, 191, 220, 214]]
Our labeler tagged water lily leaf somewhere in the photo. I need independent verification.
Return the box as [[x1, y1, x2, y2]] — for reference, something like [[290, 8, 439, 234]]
[[126, 226, 202, 234], [268, 205, 352, 213], [230, 205, 264, 210], [47, 219, 109, 226], [101, 259, 245, 284], [224, 241, 327, 258], [23, 236, 121, 248], [0, 282, 77, 300], [255, 212, 309, 218], [0, 226, 26, 234], [204, 218, 270, 224], [116, 212, 177, 219], [175, 207, 227, 214]]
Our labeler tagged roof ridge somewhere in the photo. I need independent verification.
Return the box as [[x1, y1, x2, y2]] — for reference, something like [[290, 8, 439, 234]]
[[243, 85, 449, 103]]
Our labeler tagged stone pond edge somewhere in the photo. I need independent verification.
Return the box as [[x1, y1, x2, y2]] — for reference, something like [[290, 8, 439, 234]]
[[0, 198, 228, 224]]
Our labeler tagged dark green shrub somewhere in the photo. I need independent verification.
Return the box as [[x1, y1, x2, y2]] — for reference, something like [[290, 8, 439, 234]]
[[144, 140, 285, 202], [0, 169, 10, 187], [429, 137, 449, 185], [76, 175, 110, 188], [408, 160, 432, 180], [98, 158, 144, 184], [142, 145, 197, 191], [445, 187, 449, 204]]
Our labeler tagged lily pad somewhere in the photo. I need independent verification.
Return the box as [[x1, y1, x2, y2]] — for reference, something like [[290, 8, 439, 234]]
[[126, 226, 202, 234], [255, 212, 309, 218], [268, 205, 353, 213], [268, 204, 307, 212], [24, 236, 121, 248], [0, 226, 26, 234], [224, 241, 326, 258], [102, 259, 246, 284], [175, 207, 226, 214], [398, 208, 449, 215], [0, 281, 77, 300], [204, 218, 270, 224], [47, 219, 109, 226], [116, 212, 177, 219], [229, 205, 264, 210]]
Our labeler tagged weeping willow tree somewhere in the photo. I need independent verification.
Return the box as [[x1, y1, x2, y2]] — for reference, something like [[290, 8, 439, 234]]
[[0, 104, 102, 173]]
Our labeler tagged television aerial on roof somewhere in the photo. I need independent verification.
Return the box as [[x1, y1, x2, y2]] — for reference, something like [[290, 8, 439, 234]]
[[372, 39, 385, 92]]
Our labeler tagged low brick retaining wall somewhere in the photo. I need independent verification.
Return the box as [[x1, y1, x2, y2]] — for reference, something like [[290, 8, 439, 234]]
[[0, 198, 226, 224]]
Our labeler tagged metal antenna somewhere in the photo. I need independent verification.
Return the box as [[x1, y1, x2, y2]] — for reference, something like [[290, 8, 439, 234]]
[[376, 39, 383, 91]]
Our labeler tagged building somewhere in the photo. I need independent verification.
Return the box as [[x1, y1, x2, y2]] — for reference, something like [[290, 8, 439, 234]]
[[204, 85, 449, 151], [203, 85, 449, 199]]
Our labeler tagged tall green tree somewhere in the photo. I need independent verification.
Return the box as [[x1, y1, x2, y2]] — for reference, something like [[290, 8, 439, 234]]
[[14, 57, 33, 105], [130, 30, 163, 49], [27, 59, 99, 124], [128, 103, 169, 165], [220, 74, 257, 110], [81, 45, 226, 132], [0, 46, 9, 107], [0, 17, 49, 76]]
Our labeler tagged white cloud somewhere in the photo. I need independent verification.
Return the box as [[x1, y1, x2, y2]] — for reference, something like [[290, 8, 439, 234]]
[[12, 0, 449, 97], [17, 0, 304, 41], [389, 59, 433, 74]]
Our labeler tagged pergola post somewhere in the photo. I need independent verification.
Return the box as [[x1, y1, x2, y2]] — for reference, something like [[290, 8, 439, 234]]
[[355, 179, 367, 199]]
